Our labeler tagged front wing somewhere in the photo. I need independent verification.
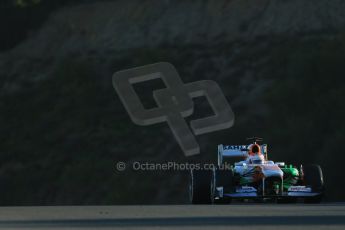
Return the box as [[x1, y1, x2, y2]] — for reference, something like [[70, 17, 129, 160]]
[[215, 186, 322, 199]]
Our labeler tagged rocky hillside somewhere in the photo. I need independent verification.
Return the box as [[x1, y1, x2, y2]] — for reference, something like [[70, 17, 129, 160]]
[[0, 0, 345, 204]]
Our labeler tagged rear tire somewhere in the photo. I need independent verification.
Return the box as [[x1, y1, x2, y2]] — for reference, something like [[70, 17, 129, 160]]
[[211, 167, 233, 204], [303, 164, 324, 203], [190, 169, 212, 204]]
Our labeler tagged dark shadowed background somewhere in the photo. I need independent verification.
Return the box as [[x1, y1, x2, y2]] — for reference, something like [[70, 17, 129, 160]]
[[0, 0, 345, 205]]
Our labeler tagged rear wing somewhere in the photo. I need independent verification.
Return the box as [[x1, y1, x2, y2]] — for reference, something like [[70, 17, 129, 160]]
[[217, 144, 268, 166]]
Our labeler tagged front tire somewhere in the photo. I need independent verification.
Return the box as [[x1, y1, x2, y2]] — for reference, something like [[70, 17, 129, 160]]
[[211, 167, 234, 204], [303, 164, 324, 203], [190, 169, 212, 204]]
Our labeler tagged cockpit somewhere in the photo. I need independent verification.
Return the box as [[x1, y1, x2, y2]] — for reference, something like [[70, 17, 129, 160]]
[[247, 144, 265, 164]]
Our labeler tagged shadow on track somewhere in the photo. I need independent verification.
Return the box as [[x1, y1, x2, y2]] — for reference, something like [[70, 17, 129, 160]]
[[0, 215, 344, 228]]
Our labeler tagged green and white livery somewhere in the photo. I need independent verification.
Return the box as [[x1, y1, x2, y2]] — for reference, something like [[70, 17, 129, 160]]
[[190, 138, 325, 204]]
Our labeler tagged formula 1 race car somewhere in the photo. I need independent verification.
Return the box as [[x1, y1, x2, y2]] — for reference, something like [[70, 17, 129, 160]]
[[190, 138, 325, 204]]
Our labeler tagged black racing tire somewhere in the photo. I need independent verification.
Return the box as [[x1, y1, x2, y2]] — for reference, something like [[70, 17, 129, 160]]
[[303, 164, 324, 203], [190, 169, 212, 204], [211, 167, 234, 204]]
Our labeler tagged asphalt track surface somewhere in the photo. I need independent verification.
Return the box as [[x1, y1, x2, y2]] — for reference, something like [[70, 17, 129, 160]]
[[0, 204, 344, 229]]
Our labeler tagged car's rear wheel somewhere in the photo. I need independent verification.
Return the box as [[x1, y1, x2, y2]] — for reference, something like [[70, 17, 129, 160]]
[[303, 164, 324, 203], [190, 169, 212, 204], [211, 167, 233, 204]]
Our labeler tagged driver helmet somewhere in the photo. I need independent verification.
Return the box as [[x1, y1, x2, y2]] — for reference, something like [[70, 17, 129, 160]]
[[247, 144, 265, 164]]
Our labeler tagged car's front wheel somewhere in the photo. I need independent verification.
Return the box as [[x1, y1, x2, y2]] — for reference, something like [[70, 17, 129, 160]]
[[190, 169, 212, 204], [303, 164, 324, 203], [210, 167, 233, 204]]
